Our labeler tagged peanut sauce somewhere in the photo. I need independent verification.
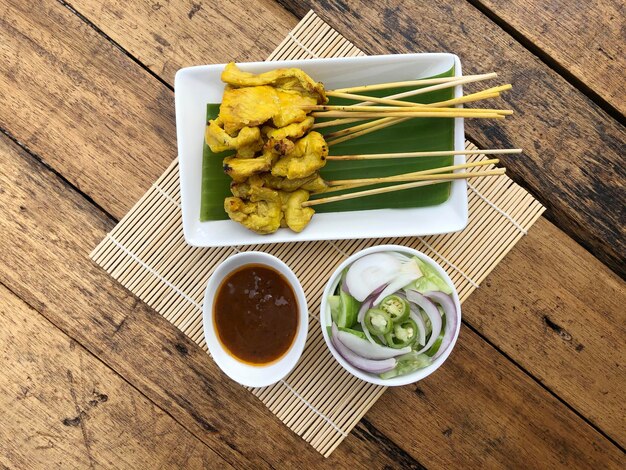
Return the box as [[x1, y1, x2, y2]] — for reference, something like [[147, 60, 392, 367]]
[[214, 264, 298, 365]]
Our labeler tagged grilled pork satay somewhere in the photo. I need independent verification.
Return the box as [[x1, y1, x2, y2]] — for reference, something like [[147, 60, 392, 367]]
[[271, 132, 328, 179], [221, 62, 327, 103]]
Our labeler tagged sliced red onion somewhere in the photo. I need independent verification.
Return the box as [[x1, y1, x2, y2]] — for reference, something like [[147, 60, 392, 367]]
[[360, 319, 377, 345], [406, 289, 442, 354], [408, 309, 427, 346], [425, 291, 459, 360], [336, 330, 410, 359], [331, 324, 396, 373]]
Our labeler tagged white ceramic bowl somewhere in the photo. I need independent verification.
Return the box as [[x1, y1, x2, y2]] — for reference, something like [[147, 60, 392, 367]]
[[320, 244, 461, 386], [202, 252, 308, 387]]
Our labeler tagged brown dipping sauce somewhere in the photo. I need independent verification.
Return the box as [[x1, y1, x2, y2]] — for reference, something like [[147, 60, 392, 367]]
[[214, 264, 299, 365]]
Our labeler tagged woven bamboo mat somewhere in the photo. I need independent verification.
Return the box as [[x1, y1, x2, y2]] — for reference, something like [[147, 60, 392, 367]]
[[90, 10, 545, 457]]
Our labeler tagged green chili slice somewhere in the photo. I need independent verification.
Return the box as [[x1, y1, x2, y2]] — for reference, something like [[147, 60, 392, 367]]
[[364, 308, 393, 335], [384, 318, 419, 349], [379, 294, 410, 323]]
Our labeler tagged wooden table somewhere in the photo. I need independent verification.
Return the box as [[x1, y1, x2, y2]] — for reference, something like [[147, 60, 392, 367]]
[[1, 1, 624, 468]]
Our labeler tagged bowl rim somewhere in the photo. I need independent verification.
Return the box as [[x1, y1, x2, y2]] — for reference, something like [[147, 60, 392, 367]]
[[202, 251, 308, 387], [320, 244, 462, 386]]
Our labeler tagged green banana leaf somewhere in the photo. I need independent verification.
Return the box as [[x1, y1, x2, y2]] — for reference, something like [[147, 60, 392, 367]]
[[200, 67, 455, 221]]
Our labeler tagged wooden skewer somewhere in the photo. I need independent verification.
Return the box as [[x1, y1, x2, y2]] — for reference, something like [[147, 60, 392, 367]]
[[328, 165, 503, 187], [330, 74, 494, 93], [313, 111, 505, 119], [426, 84, 512, 107], [313, 116, 385, 130], [323, 83, 512, 145], [325, 98, 509, 144], [318, 159, 501, 194], [308, 105, 513, 115], [326, 73, 498, 106], [312, 84, 511, 130], [327, 117, 410, 146], [326, 148, 522, 161], [325, 93, 438, 108], [303, 170, 505, 207]]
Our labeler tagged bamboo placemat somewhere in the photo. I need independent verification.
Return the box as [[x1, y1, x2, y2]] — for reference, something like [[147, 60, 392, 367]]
[[90, 10, 545, 457]]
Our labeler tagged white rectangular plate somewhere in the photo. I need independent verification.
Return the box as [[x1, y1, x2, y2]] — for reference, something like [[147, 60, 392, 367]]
[[175, 53, 468, 247]]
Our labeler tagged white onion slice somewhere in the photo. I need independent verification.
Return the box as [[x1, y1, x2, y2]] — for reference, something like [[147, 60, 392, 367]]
[[345, 253, 401, 301], [406, 290, 442, 354], [425, 291, 459, 360], [331, 324, 397, 373], [336, 330, 410, 359], [387, 251, 411, 261]]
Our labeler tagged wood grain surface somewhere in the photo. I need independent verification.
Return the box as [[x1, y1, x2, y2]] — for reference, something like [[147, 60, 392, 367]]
[[367, 325, 625, 468], [0, 284, 230, 469], [1, 0, 625, 466], [0, 0, 176, 219], [463, 217, 626, 444], [276, 1, 626, 278], [472, 0, 626, 116], [68, 0, 297, 83], [1, 124, 624, 466]]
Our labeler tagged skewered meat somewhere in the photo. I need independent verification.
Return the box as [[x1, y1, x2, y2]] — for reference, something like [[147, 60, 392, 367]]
[[252, 172, 328, 193], [207, 63, 332, 234], [224, 186, 282, 234], [205, 118, 263, 157], [219, 85, 278, 134], [262, 116, 314, 141], [223, 140, 294, 182], [226, 183, 314, 234], [221, 62, 327, 104], [283, 189, 315, 233], [223, 155, 273, 182], [272, 132, 328, 179], [264, 137, 295, 156], [273, 91, 317, 128], [219, 86, 316, 134]]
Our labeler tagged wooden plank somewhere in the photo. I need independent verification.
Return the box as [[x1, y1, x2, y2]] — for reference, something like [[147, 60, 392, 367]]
[[1, 0, 623, 450], [0, 0, 176, 220], [274, 1, 626, 278], [1, 123, 624, 466], [366, 326, 626, 468], [68, 0, 297, 84], [0, 284, 230, 470], [0, 131, 428, 469], [471, 0, 626, 116], [463, 216, 626, 444]]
